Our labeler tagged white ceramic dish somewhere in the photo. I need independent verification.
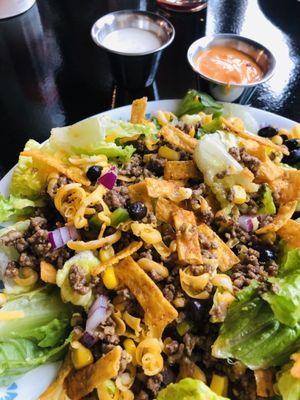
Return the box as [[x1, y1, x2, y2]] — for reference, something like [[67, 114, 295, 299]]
[[0, 99, 297, 400]]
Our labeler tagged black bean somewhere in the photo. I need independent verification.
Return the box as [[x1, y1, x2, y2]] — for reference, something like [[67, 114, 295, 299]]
[[284, 139, 300, 151], [258, 126, 278, 138], [186, 300, 206, 324], [253, 245, 276, 262], [282, 148, 300, 165], [86, 165, 103, 182], [127, 202, 147, 221]]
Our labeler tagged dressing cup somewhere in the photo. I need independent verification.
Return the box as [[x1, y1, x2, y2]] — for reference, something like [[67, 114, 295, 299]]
[[91, 10, 175, 90], [187, 34, 276, 103]]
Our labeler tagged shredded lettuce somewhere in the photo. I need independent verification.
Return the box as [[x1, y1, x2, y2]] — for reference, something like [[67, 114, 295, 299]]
[[10, 139, 44, 199], [177, 90, 223, 117], [212, 282, 300, 369], [0, 195, 43, 223], [157, 378, 229, 400], [277, 362, 300, 400], [0, 287, 72, 384], [279, 247, 300, 275], [49, 115, 158, 162]]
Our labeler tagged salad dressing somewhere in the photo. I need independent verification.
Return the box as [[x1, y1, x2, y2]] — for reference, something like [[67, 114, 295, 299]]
[[102, 28, 162, 54], [196, 46, 263, 85]]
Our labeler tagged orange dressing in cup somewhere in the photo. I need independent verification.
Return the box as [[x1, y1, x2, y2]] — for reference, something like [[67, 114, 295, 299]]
[[196, 46, 263, 85]]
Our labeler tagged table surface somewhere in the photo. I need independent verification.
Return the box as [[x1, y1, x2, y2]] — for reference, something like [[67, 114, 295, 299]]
[[0, 0, 300, 175]]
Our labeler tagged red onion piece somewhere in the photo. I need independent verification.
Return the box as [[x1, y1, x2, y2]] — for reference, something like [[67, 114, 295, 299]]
[[86, 295, 109, 332], [80, 331, 99, 348], [238, 216, 259, 232], [97, 169, 117, 190], [48, 226, 79, 249]]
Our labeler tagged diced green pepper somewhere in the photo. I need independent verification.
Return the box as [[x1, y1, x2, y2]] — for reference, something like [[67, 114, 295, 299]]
[[110, 207, 130, 227], [176, 320, 193, 336], [202, 117, 223, 133], [88, 214, 102, 231]]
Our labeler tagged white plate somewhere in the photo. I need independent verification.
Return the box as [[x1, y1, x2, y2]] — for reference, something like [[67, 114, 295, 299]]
[[0, 99, 298, 400]]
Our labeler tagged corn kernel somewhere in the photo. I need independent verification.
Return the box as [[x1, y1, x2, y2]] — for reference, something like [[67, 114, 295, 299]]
[[231, 185, 247, 204], [202, 114, 213, 125], [272, 135, 283, 145], [123, 338, 137, 365], [99, 246, 115, 262], [210, 374, 228, 396], [158, 145, 180, 161], [0, 293, 7, 307], [189, 126, 195, 137], [71, 341, 94, 369], [102, 266, 119, 290]]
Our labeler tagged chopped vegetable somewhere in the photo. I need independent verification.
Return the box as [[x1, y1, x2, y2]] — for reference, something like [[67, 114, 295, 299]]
[[110, 207, 130, 227], [176, 320, 193, 336], [277, 361, 300, 400], [258, 184, 277, 215], [48, 226, 79, 249], [98, 168, 117, 189], [177, 90, 223, 117], [0, 195, 42, 223]]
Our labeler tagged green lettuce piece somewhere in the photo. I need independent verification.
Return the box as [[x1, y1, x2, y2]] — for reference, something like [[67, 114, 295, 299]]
[[212, 283, 300, 369], [279, 247, 300, 275], [0, 195, 43, 223], [49, 115, 158, 162], [263, 272, 300, 327], [201, 117, 223, 133], [0, 287, 73, 384], [258, 184, 276, 215], [10, 139, 44, 199], [157, 378, 229, 400], [277, 362, 300, 400], [177, 90, 223, 117]]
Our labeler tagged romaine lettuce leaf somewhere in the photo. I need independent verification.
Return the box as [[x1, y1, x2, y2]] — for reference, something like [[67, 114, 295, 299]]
[[157, 378, 229, 400], [212, 283, 300, 369], [0, 287, 73, 384], [277, 362, 300, 400], [177, 90, 223, 117], [10, 139, 44, 199], [279, 247, 300, 275], [258, 184, 276, 215], [49, 115, 157, 161], [0, 195, 42, 223]]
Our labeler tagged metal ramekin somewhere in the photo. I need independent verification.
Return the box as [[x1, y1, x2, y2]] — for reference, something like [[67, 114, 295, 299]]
[[91, 10, 175, 90], [187, 34, 276, 103]]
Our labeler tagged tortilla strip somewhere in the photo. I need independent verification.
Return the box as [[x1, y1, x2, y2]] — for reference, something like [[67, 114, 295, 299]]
[[115, 256, 178, 338], [155, 197, 182, 224], [164, 160, 200, 180], [92, 241, 143, 275], [255, 158, 284, 183], [145, 178, 191, 203], [128, 181, 154, 212], [198, 223, 239, 271], [256, 201, 297, 234], [278, 219, 300, 248], [131, 97, 148, 124], [241, 138, 268, 162], [21, 150, 90, 186], [221, 117, 289, 155], [39, 353, 72, 400], [270, 169, 300, 204], [173, 209, 202, 265], [159, 125, 197, 154], [66, 346, 122, 400]]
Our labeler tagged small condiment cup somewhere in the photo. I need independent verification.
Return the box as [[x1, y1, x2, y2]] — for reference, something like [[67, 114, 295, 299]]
[[91, 10, 175, 90], [187, 34, 276, 103]]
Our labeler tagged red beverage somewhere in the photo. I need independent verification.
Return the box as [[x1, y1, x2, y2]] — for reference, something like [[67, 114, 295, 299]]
[[157, 0, 207, 12]]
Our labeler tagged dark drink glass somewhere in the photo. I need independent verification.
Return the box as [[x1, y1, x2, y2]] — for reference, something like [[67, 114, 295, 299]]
[[156, 0, 207, 12]]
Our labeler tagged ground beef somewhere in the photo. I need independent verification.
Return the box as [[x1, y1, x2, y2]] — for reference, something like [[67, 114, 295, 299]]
[[216, 169, 231, 179], [183, 333, 199, 357], [163, 284, 176, 302], [104, 185, 129, 210], [145, 154, 166, 176], [119, 350, 132, 373], [146, 373, 163, 396], [4, 261, 19, 278], [198, 232, 218, 250], [95, 302, 119, 345], [47, 175, 70, 198], [69, 264, 90, 295], [229, 147, 261, 175], [228, 146, 241, 162], [45, 247, 73, 269], [136, 390, 149, 400], [160, 224, 175, 246], [164, 340, 179, 355], [120, 154, 144, 178]]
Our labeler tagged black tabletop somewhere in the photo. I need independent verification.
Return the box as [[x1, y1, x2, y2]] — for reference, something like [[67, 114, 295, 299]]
[[0, 0, 300, 175]]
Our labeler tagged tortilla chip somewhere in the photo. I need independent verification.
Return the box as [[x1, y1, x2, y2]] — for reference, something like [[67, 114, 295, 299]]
[[256, 201, 297, 234], [92, 241, 143, 275], [278, 219, 300, 248], [21, 150, 90, 186], [159, 125, 197, 154], [145, 178, 192, 203], [255, 158, 284, 183], [270, 169, 300, 204], [155, 198, 182, 224], [173, 209, 202, 265], [130, 97, 148, 124], [115, 256, 178, 338], [39, 353, 72, 400], [198, 224, 239, 271], [221, 117, 289, 155], [241, 138, 268, 162], [66, 346, 122, 400], [164, 160, 200, 180], [128, 181, 154, 212]]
